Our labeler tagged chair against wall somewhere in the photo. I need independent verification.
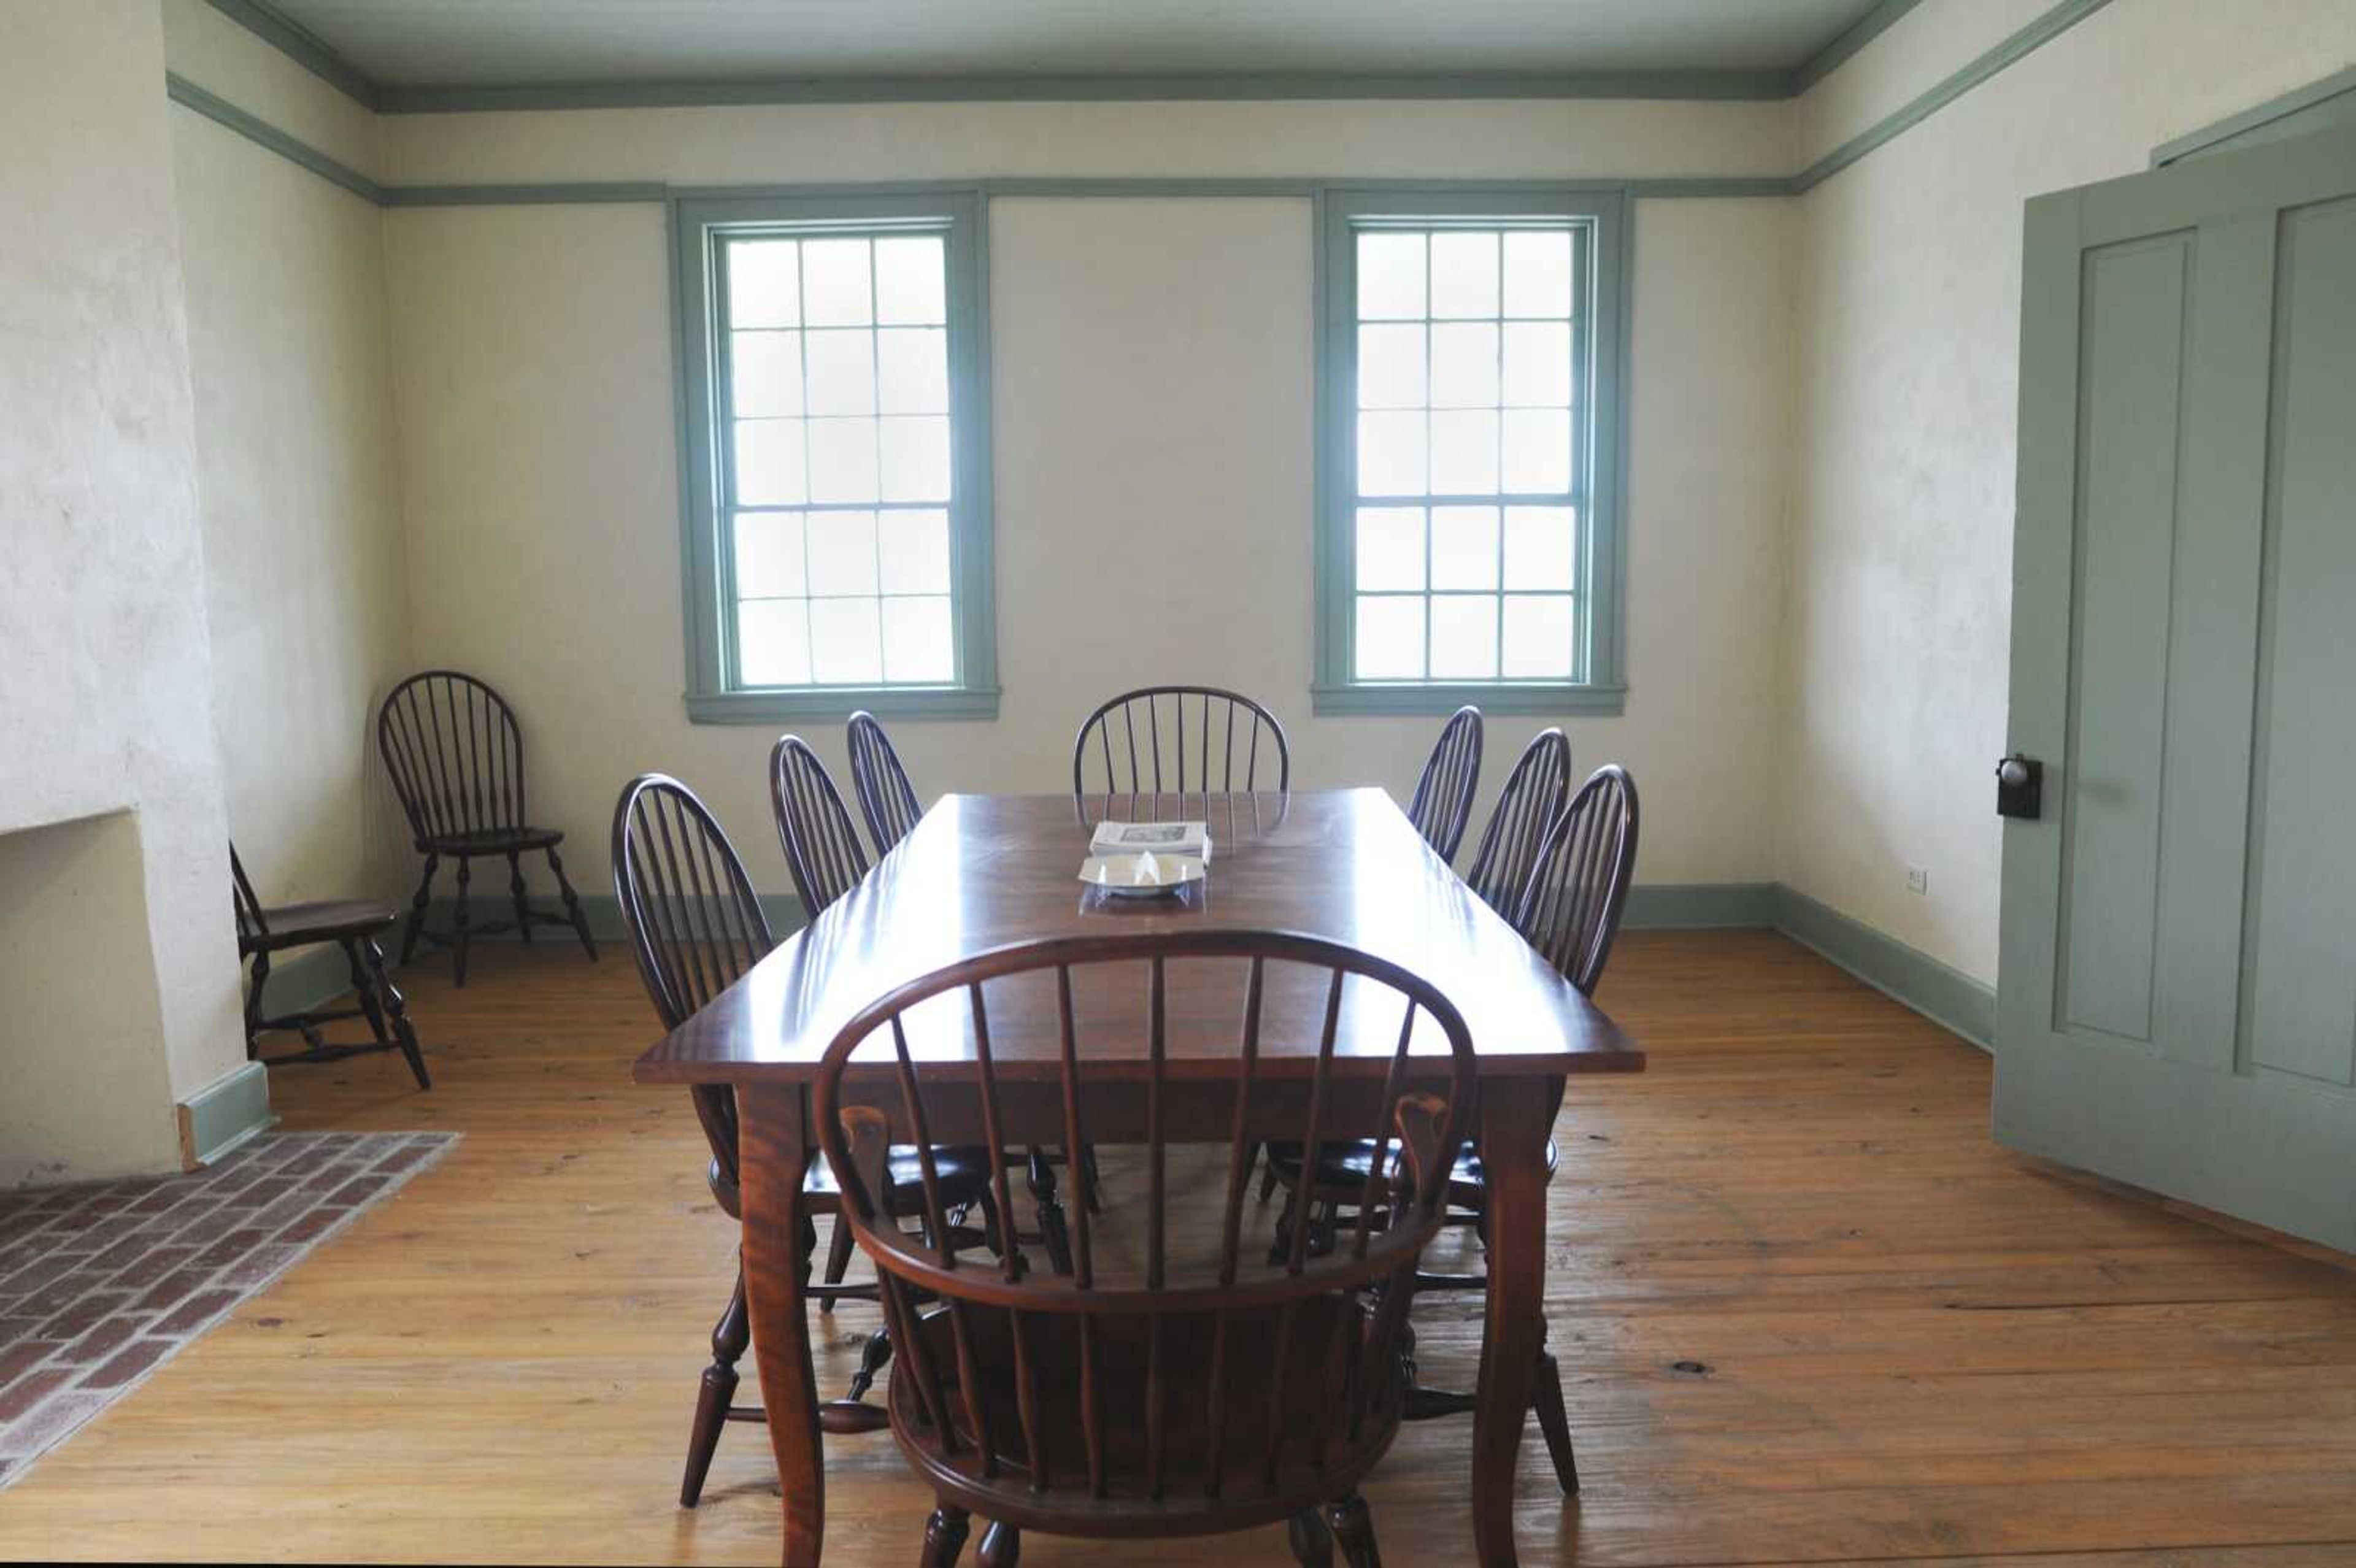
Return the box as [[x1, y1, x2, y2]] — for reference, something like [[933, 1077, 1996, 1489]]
[[815, 928, 1474, 1567], [845, 710, 925, 857], [611, 773, 1001, 1507], [231, 844, 428, 1090], [1461, 728, 1573, 916], [375, 670, 595, 987], [1072, 685, 1292, 802], [1404, 705, 1484, 861]]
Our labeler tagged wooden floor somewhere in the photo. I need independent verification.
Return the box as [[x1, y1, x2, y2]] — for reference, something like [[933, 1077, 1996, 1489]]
[[4, 931, 2354, 1566]]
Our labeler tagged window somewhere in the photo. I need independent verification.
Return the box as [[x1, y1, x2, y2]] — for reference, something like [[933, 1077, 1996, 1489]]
[[674, 191, 997, 721], [1314, 190, 1626, 715]]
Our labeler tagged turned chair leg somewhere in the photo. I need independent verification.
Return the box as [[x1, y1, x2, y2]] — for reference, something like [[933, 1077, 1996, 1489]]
[[1532, 1342, 1579, 1495], [1079, 1145, 1105, 1213], [345, 939, 396, 1047], [1325, 1492, 1381, 1568], [680, 1266, 752, 1507], [362, 936, 429, 1090], [399, 853, 437, 964], [846, 1324, 892, 1402], [819, 1215, 855, 1311], [242, 951, 271, 1058], [1025, 1147, 1072, 1275], [1288, 1508, 1336, 1566], [452, 855, 474, 988], [974, 1520, 1020, 1568], [546, 845, 597, 961], [507, 850, 533, 943], [919, 1505, 971, 1568]]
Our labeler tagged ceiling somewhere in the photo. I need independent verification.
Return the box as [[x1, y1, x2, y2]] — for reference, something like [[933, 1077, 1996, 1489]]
[[257, 1, 1890, 91]]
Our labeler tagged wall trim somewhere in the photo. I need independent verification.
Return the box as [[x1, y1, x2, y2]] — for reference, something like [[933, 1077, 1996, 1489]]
[[1790, 0, 1926, 94], [1789, 0, 2115, 193], [1766, 885, 1996, 1050], [165, 71, 386, 204], [167, 0, 2114, 210], [2149, 66, 2356, 167], [1621, 882, 1777, 930], [201, 0, 383, 110], [175, 1061, 276, 1169]]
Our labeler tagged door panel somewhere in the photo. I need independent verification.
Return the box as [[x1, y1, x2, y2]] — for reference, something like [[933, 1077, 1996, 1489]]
[[2058, 236, 2191, 1044], [2247, 195, 2356, 1087], [1998, 123, 2356, 1253]]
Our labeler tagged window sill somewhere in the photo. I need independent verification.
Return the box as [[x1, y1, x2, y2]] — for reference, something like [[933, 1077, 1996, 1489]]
[[686, 686, 1001, 724], [1311, 682, 1626, 718]]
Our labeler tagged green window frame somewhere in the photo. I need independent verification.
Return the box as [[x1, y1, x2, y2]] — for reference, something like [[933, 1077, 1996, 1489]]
[[1313, 187, 1628, 717], [672, 188, 999, 722]]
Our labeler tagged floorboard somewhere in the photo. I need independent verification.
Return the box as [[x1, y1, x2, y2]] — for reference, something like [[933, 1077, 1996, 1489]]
[[1, 931, 2350, 1566]]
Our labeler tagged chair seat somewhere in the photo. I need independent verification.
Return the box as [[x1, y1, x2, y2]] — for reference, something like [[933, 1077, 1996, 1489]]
[[1266, 1137, 1560, 1200], [803, 1144, 996, 1212], [239, 897, 400, 955], [889, 1295, 1401, 1532], [415, 825, 565, 855]]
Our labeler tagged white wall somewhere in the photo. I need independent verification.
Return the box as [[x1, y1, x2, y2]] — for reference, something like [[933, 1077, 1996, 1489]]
[[166, 0, 415, 914], [1780, 0, 2356, 984], [380, 115, 1795, 897], [0, 0, 248, 1175]]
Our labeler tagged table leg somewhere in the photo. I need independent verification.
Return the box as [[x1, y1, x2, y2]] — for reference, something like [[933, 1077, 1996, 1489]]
[[1471, 1083, 1552, 1567], [739, 1084, 826, 1567]]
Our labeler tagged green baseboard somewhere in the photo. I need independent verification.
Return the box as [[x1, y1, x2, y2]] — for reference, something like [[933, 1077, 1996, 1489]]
[[1765, 885, 1995, 1050], [1621, 882, 1777, 929], [175, 1060, 275, 1169]]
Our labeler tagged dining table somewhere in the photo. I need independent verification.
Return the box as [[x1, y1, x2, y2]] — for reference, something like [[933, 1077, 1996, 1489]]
[[631, 786, 1645, 1566]]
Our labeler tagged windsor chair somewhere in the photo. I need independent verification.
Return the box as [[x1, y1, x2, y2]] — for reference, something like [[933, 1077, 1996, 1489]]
[[375, 670, 595, 986], [231, 844, 428, 1089], [1072, 686, 1290, 804], [1462, 728, 1573, 917], [816, 928, 1476, 1566], [612, 772, 1001, 1506], [846, 710, 925, 858], [1404, 705, 1484, 862]]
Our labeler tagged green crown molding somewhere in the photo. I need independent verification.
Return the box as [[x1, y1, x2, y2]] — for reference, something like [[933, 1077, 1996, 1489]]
[[1790, 0, 1925, 94], [201, 0, 382, 111], [165, 71, 385, 204]]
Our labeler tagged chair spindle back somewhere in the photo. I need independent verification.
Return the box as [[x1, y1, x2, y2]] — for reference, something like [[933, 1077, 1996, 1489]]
[[1405, 706, 1484, 861], [1514, 763, 1640, 996], [1072, 686, 1291, 801], [845, 710, 925, 856], [376, 671, 530, 844], [1462, 728, 1572, 916], [769, 736, 872, 918]]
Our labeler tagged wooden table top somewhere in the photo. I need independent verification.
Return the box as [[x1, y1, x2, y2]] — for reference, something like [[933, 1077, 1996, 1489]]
[[631, 788, 1644, 1086]]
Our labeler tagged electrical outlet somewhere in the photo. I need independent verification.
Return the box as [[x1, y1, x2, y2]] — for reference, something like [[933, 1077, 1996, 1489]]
[[1905, 865, 1929, 895]]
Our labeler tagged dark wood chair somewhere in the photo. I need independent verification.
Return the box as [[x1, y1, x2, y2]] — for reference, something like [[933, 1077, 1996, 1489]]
[[1462, 727, 1572, 916], [1405, 705, 1483, 861], [376, 670, 595, 987], [847, 710, 925, 857], [1072, 685, 1290, 801], [231, 845, 428, 1090], [611, 772, 1002, 1507], [814, 928, 1474, 1567]]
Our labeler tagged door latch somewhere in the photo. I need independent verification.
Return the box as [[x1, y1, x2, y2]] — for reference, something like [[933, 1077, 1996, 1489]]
[[1996, 753, 2042, 820]]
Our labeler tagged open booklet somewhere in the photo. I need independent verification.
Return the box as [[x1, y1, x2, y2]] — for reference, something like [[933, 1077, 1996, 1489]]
[[1087, 819, 1212, 864]]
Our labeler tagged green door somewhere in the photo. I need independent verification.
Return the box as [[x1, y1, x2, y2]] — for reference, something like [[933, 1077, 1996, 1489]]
[[1998, 122, 2356, 1252]]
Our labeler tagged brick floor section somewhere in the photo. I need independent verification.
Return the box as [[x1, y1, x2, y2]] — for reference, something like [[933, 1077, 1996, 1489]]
[[0, 1131, 456, 1486]]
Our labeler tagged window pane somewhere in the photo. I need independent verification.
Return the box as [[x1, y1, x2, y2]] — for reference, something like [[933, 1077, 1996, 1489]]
[[738, 599, 811, 685], [733, 511, 806, 599], [806, 509, 879, 596], [1503, 231, 1574, 318], [1431, 595, 1500, 679], [880, 416, 952, 502], [1430, 231, 1499, 318], [731, 331, 803, 418], [1501, 321, 1573, 407], [1355, 507, 1424, 592], [877, 327, 949, 415], [1357, 324, 1426, 410], [1356, 233, 1425, 320], [801, 238, 872, 327], [1502, 408, 1573, 494], [880, 509, 951, 594], [882, 596, 955, 682], [1429, 322, 1499, 409], [1430, 505, 1499, 590], [874, 236, 946, 325], [807, 417, 880, 502], [803, 329, 876, 417], [1430, 409, 1499, 494], [734, 419, 807, 505], [1355, 596, 1425, 680], [1502, 594, 1575, 678], [727, 240, 799, 329], [1357, 410, 1427, 497], [810, 598, 884, 683], [1503, 505, 1576, 590]]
